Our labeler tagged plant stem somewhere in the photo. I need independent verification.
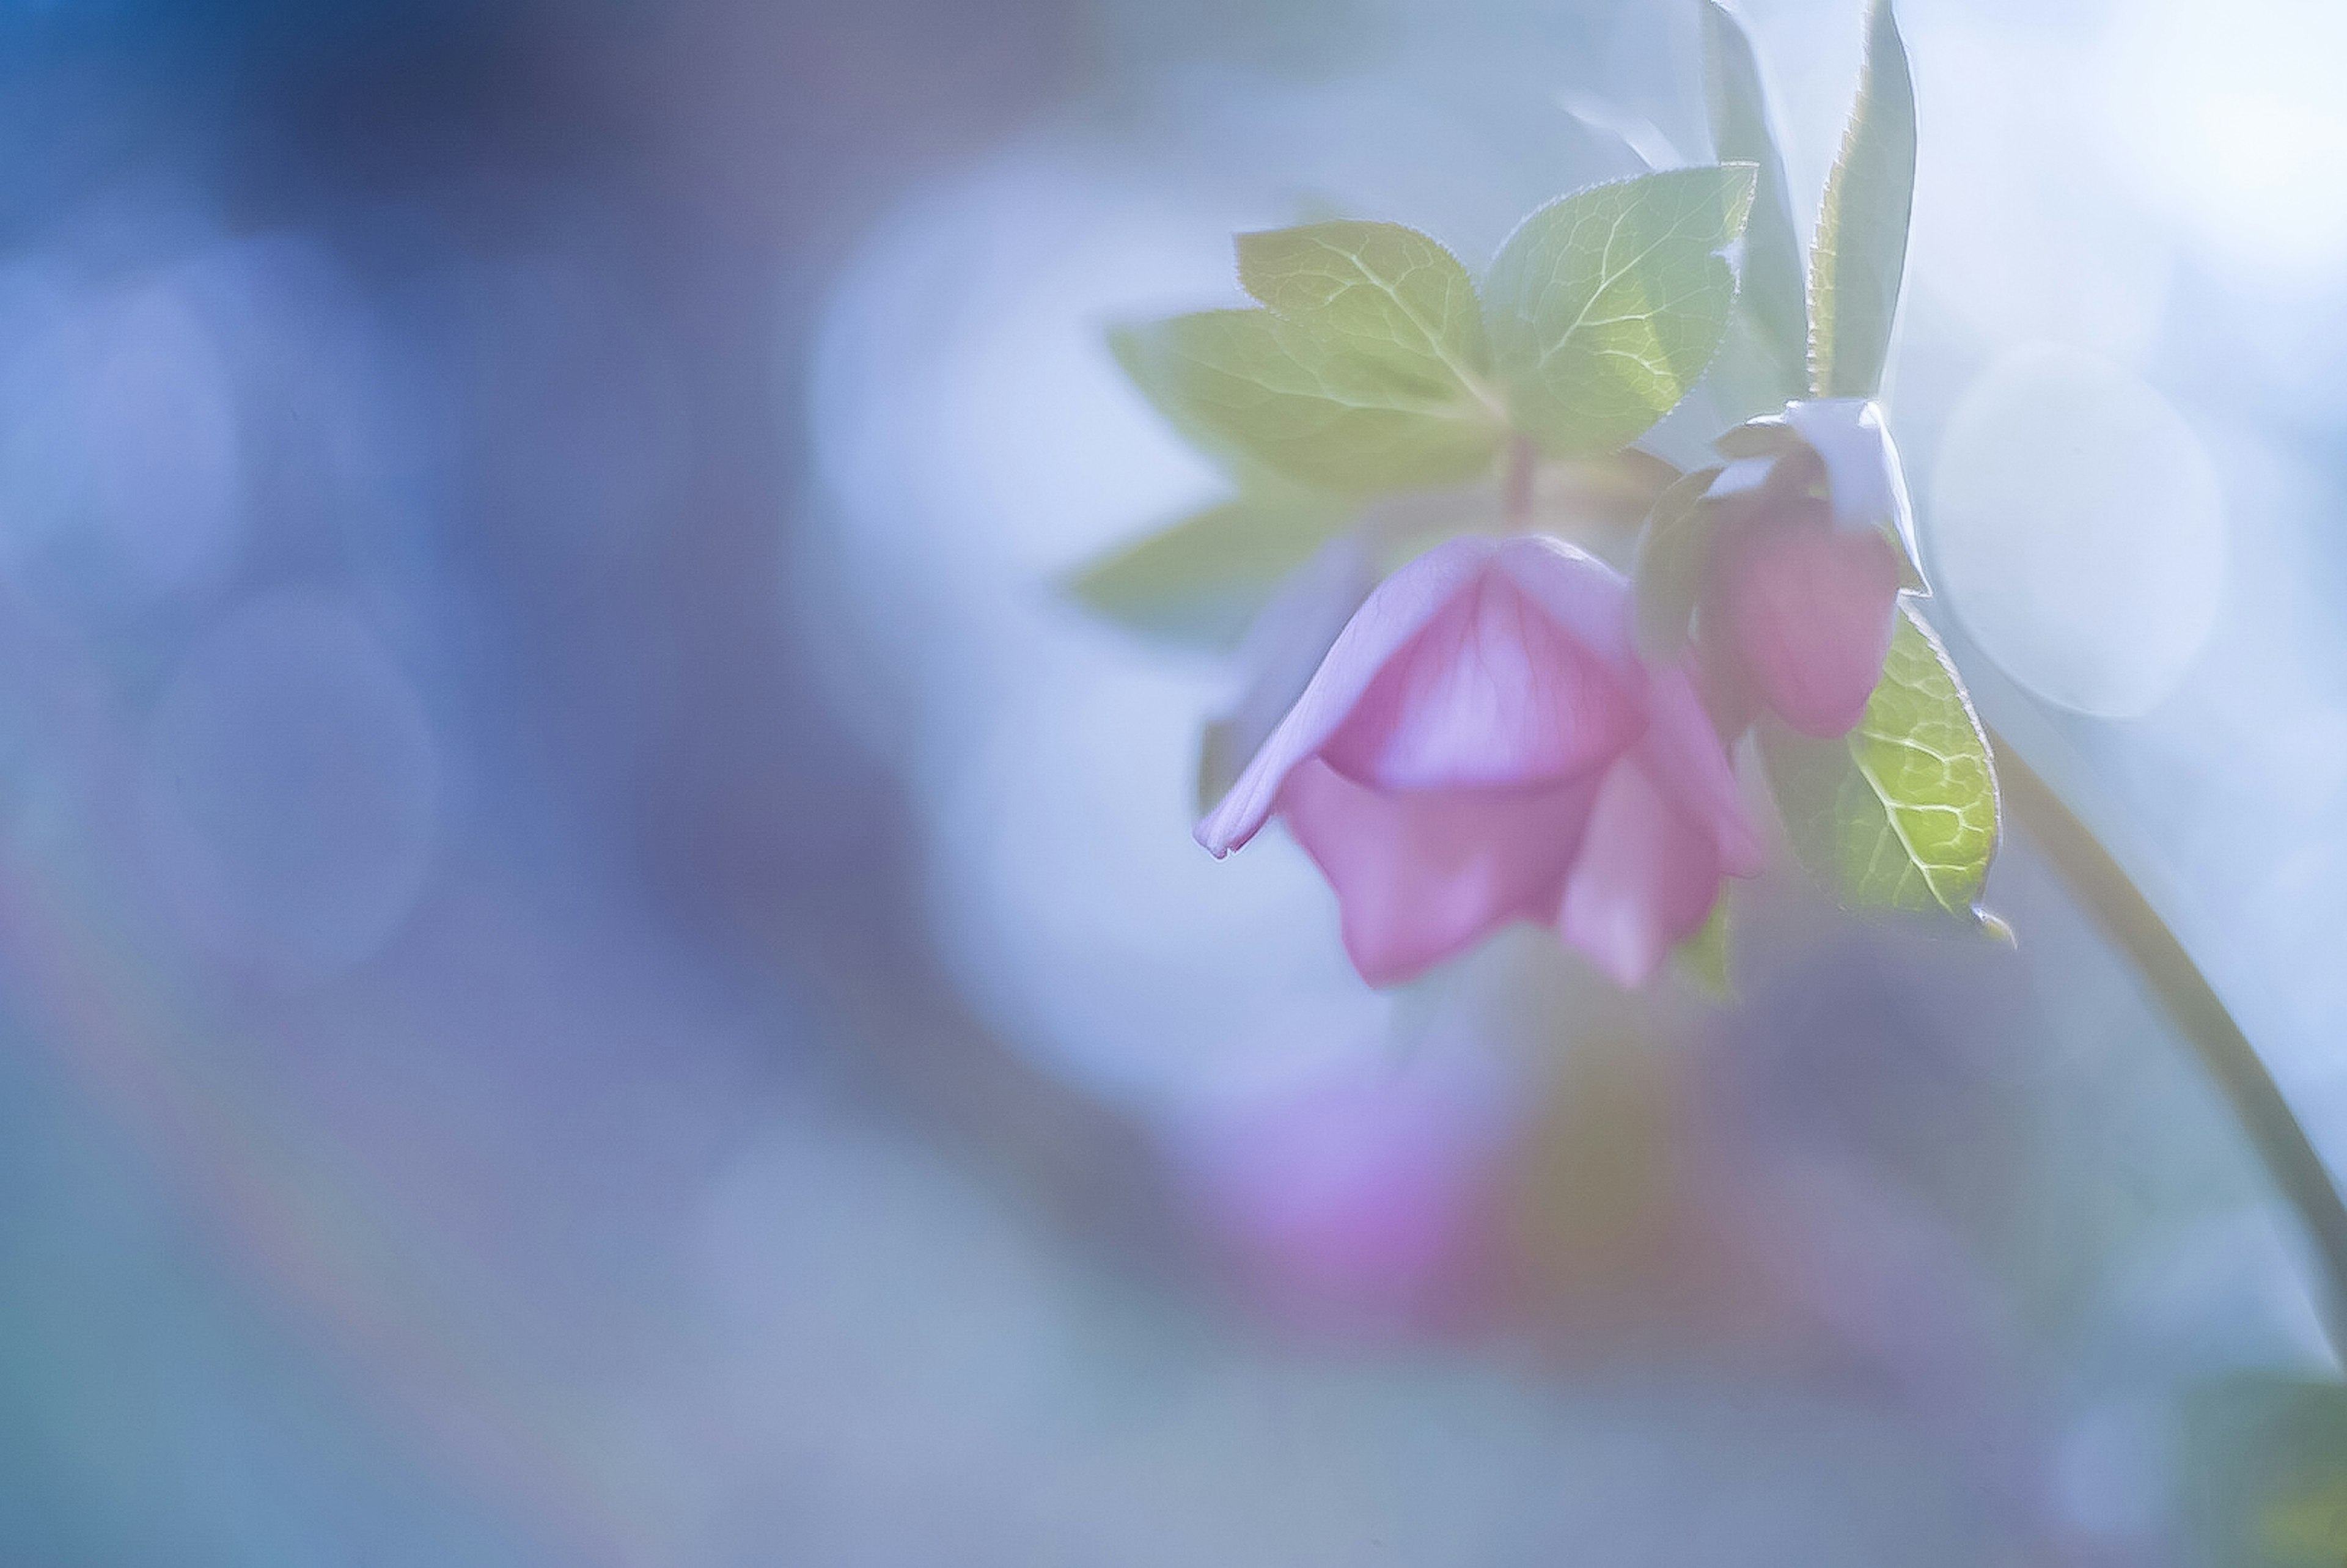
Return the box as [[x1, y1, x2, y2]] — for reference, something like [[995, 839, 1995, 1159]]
[[1504, 436, 1537, 530], [1989, 724, 2347, 1364]]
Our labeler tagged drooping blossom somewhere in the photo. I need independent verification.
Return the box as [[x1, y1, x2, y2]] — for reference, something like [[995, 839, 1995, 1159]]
[[1702, 397, 1920, 738], [1197, 535, 1760, 988], [1196, 532, 1375, 812]]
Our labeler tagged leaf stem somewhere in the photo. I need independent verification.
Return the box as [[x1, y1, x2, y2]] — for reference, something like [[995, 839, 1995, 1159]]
[[1504, 436, 1537, 530], [1988, 724, 2347, 1364]]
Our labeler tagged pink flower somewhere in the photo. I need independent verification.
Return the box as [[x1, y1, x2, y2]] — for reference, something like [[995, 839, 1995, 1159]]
[[1701, 398, 1918, 738], [1198, 535, 1760, 988], [1707, 497, 1903, 737], [1170, 1057, 1507, 1337]]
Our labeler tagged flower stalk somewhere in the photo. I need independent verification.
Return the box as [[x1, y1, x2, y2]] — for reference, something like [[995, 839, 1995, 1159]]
[[1503, 435, 1537, 531], [1990, 725, 2347, 1364]]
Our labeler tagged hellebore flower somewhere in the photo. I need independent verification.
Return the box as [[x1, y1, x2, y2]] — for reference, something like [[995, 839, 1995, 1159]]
[[1197, 535, 1760, 988], [1703, 398, 1920, 738]]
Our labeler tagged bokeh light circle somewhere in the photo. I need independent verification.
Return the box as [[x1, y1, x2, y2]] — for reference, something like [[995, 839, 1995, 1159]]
[[1931, 344, 2225, 718], [140, 589, 440, 982]]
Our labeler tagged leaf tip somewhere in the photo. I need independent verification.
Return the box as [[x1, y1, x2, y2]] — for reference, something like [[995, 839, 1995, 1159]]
[[1865, 0, 1915, 114], [1673, 897, 1735, 1001], [1104, 320, 1150, 380], [1721, 158, 1761, 212], [1060, 543, 1122, 609], [1230, 227, 1276, 301]]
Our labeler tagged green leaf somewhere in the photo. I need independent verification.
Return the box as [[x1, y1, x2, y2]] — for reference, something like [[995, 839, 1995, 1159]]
[[1809, 0, 1916, 398], [1110, 222, 1510, 496], [1674, 895, 1733, 1000], [1759, 604, 1999, 923], [1111, 323, 1224, 459], [1631, 466, 1723, 662], [2180, 1377, 2347, 1567], [1483, 165, 1758, 458], [1112, 309, 1505, 495], [1067, 490, 1352, 649], [1235, 221, 1497, 401], [1702, 1, 1809, 411]]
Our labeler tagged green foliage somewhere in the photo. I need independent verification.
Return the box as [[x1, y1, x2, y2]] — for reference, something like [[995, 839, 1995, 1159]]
[[1630, 466, 1722, 662], [1701, 1, 1809, 412], [1093, 181, 1762, 641], [1674, 895, 1733, 1000], [1760, 605, 1999, 924], [2180, 1377, 2347, 1567], [1484, 166, 1758, 458], [1111, 222, 1508, 495], [1235, 221, 1496, 400], [1067, 489, 1351, 649], [1809, 0, 1915, 398]]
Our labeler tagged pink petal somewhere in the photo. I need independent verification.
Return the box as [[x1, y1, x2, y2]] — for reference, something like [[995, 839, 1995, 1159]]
[[1719, 516, 1901, 739], [1637, 665, 1763, 877], [1693, 630, 1762, 744], [1198, 537, 1498, 856], [1199, 534, 1379, 809], [1555, 755, 1727, 987], [1279, 759, 1598, 987], [1319, 559, 1643, 793], [1492, 535, 1640, 670]]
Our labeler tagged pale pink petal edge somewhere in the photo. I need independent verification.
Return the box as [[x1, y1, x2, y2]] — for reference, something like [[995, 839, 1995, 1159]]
[[1555, 756, 1725, 987], [1637, 665, 1763, 877], [1197, 535, 1498, 856]]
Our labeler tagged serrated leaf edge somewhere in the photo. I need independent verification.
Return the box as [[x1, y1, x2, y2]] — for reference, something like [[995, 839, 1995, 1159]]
[[1807, 0, 1915, 399], [1842, 603, 1999, 921], [1235, 222, 1507, 423]]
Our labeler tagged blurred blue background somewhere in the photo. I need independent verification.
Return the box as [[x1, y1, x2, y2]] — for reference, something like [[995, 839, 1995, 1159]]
[[4, 0, 2346, 1562]]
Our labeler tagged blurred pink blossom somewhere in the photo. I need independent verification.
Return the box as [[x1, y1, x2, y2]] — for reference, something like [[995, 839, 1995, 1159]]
[[1197, 536, 1759, 987], [1172, 1057, 1509, 1336]]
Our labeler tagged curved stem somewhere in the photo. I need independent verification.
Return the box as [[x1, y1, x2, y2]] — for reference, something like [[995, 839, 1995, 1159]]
[[1989, 725, 2347, 1363]]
